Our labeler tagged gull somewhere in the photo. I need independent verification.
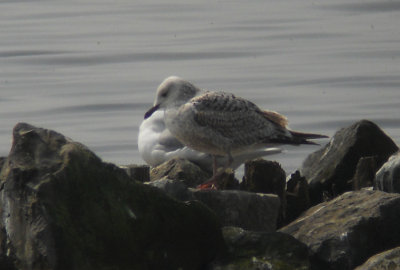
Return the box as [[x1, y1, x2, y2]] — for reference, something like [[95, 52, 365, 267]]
[[138, 109, 282, 172], [144, 76, 328, 188]]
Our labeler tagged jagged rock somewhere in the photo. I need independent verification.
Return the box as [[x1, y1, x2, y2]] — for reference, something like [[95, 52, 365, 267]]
[[242, 159, 286, 197], [191, 189, 280, 232], [242, 159, 286, 227], [0, 123, 225, 270], [280, 190, 400, 270], [301, 120, 398, 204], [210, 226, 310, 270], [285, 171, 310, 225], [0, 157, 5, 170], [150, 158, 210, 187], [120, 164, 150, 182], [352, 156, 377, 190], [147, 178, 280, 232], [374, 151, 400, 193], [354, 246, 400, 270], [146, 178, 192, 201], [214, 168, 240, 190]]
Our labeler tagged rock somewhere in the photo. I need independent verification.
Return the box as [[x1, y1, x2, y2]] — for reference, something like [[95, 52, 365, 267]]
[[148, 178, 281, 232], [120, 164, 150, 182], [214, 168, 240, 190], [352, 156, 377, 190], [301, 120, 398, 204], [0, 157, 5, 170], [146, 178, 192, 201], [150, 158, 210, 187], [374, 151, 400, 193], [354, 246, 400, 270], [210, 226, 310, 270], [0, 123, 225, 270], [280, 190, 400, 270], [242, 159, 286, 227], [285, 171, 310, 225], [242, 159, 286, 197], [191, 189, 280, 232]]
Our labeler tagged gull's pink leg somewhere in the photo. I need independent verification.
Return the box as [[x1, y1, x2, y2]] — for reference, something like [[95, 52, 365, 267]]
[[197, 153, 234, 189]]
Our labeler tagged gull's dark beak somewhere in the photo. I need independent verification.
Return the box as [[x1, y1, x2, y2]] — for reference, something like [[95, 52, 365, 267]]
[[144, 104, 160, 119]]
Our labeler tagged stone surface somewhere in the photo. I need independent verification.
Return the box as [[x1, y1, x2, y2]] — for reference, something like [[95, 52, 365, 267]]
[[150, 157, 210, 187], [120, 164, 150, 182], [146, 178, 192, 201], [191, 189, 280, 232], [242, 159, 286, 226], [285, 171, 310, 226], [0, 123, 225, 270], [352, 156, 377, 190], [354, 246, 400, 270], [374, 151, 400, 193], [210, 226, 310, 270], [301, 120, 398, 204], [280, 190, 400, 270], [147, 178, 281, 232]]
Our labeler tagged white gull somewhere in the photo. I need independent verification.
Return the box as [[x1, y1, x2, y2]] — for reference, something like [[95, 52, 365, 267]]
[[144, 76, 327, 187], [138, 109, 282, 172]]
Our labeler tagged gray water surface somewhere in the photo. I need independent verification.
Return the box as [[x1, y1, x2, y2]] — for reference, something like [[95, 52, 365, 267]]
[[1, 0, 399, 173]]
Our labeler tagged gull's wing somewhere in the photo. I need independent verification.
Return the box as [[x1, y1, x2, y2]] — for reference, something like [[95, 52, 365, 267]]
[[190, 91, 290, 148]]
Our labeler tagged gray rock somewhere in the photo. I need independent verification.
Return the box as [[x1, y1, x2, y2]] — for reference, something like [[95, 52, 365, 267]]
[[301, 120, 398, 204], [210, 226, 310, 270], [150, 157, 210, 187], [374, 151, 400, 193], [146, 178, 192, 201], [242, 159, 286, 226], [0, 123, 225, 270], [352, 156, 377, 190], [285, 171, 310, 225], [280, 190, 400, 270], [147, 178, 280, 232], [191, 189, 280, 232], [354, 246, 400, 270], [120, 164, 150, 182]]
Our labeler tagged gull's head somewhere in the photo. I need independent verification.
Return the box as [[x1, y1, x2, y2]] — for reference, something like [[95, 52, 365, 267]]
[[144, 76, 200, 119]]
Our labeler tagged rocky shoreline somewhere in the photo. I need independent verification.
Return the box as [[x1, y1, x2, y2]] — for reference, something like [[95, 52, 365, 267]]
[[0, 120, 399, 269]]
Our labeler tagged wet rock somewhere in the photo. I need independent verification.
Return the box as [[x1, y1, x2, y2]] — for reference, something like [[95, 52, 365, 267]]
[[191, 189, 280, 232], [120, 164, 150, 182], [374, 151, 400, 193], [210, 226, 310, 270], [354, 246, 400, 270], [301, 120, 398, 205], [150, 157, 210, 187], [285, 171, 310, 225], [0, 123, 224, 270], [280, 190, 400, 270]]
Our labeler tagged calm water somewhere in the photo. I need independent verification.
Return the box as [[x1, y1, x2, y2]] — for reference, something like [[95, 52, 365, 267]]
[[1, 0, 399, 174]]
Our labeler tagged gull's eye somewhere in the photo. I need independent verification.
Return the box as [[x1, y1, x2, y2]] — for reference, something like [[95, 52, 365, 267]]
[[161, 91, 168, 98]]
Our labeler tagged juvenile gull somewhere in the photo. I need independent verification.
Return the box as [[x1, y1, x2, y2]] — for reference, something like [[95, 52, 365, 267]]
[[144, 76, 328, 187], [138, 109, 282, 171]]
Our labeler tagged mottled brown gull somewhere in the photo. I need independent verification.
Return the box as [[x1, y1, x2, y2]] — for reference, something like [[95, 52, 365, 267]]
[[144, 76, 328, 188]]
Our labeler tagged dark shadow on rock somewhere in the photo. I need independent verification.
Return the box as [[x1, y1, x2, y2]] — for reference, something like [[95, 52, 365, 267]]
[[0, 123, 225, 270]]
